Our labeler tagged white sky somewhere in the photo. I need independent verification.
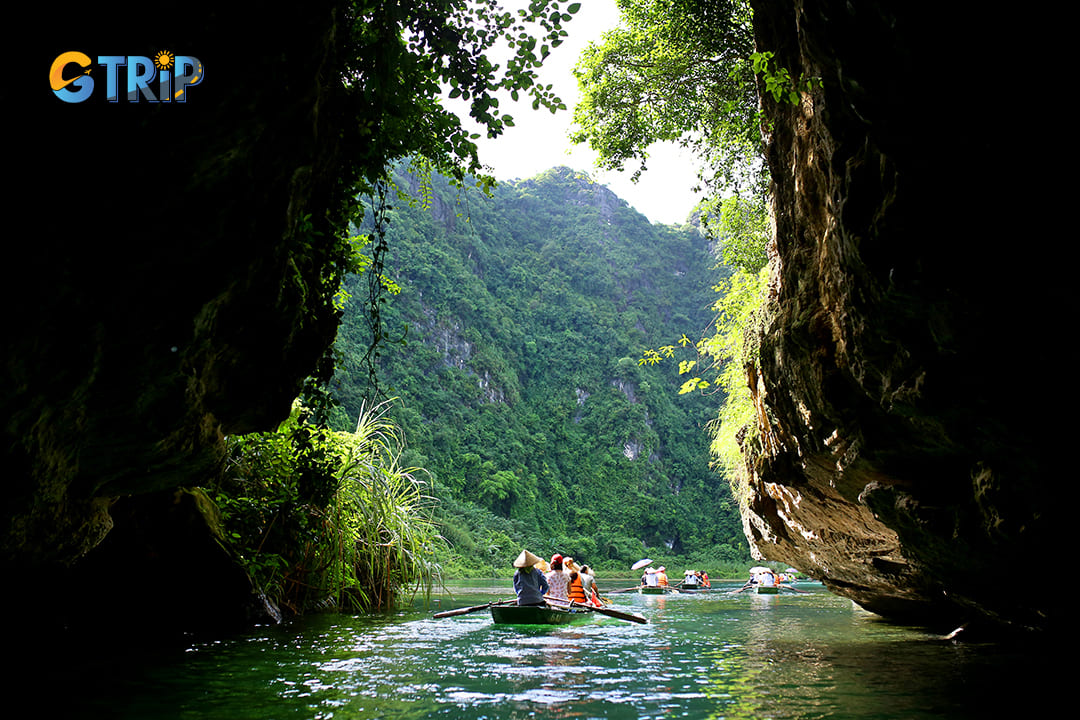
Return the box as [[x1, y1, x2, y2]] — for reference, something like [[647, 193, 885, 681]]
[[455, 0, 703, 226]]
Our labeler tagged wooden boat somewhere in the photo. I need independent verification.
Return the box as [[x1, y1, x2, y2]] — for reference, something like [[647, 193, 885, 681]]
[[639, 586, 678, 595], [755, 585, 779, 594], [677, 585, 711, 593], [490, 603, 594, 625]]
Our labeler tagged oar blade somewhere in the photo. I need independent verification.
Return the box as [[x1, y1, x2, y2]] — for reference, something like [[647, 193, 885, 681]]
[[433, 603, 490, 619], [433, 599, 515, 619], [592, 605, 647, 624]]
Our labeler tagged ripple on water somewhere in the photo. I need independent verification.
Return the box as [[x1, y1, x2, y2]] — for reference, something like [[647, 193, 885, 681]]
[[74, 586, 1050, 720]]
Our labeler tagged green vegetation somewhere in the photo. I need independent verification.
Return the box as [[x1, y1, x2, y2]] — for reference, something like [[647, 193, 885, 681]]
[[207, 399, 442, 613], [209, 0, 787, 600], [750, 50, 824, 105], [196, 1, 598, 612], [570, 0, 762, 195], [572, 0, 779, 515], [640, 220, 770, 513], [301, 0, 589, 399], [336, 0, 583, 187], [329, 165, 751, 577]]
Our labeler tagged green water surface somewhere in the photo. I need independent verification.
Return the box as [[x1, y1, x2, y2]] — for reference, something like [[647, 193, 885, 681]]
[[59, 581, 1048, 719]]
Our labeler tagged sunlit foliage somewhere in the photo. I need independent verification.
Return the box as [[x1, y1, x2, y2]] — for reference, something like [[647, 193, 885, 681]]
[[570, 0, 762, 195], [640, 193, 770, 508], [330, 166, 750, 575], [572, 0, 775, 513]]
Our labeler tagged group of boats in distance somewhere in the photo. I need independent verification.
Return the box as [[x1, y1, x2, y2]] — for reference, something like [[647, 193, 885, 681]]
[[627, 560, 808, 596], [433, 555, 816, 627]]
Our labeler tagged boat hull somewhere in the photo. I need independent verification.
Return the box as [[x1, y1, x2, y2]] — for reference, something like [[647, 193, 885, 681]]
[[490, 604, 593, 625], [756, 586, 779, 594]]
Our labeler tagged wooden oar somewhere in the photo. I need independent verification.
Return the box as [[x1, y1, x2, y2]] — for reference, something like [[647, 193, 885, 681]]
[[779, 583, 809, 594], [432, 599, 516, 619], [574, 600, 648, 624], [545, 595, 647, 624], [726, 582, 753, 595], [606, 586, 644, 594]]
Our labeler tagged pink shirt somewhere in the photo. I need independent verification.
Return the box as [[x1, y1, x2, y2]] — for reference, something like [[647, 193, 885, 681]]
[[545, 570, 569, 600]]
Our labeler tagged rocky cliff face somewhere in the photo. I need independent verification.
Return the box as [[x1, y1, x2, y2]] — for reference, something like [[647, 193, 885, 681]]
[[5, 5, 348, 626], [743, 0, 1063, 634]]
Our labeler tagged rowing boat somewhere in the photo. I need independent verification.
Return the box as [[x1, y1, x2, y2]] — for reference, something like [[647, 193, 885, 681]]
[[490, 603, 594, 625], [756, 585, 779, 594]]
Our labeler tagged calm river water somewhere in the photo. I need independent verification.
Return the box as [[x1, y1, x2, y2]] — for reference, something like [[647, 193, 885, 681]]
[[59, 579, 1049, 719]]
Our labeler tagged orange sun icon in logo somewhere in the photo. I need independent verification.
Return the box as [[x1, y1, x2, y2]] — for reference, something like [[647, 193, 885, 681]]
[[154, 50, 174, 71]]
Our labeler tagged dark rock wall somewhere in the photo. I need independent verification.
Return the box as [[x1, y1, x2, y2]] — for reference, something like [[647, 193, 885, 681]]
[[744, 0, 1065, 633], [5, 5, 347, 582]]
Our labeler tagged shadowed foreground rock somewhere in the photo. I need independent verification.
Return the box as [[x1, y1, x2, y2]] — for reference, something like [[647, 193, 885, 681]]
[[743, 0, 1065, 635], [5, 5, 348, 631]]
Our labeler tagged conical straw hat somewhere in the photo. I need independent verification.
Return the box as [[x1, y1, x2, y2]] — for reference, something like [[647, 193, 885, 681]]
[[514, 549, 542, 568]]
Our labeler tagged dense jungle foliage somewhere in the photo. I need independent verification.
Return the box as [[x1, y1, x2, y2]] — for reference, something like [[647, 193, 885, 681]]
[[205, 0, 772, 610], [327, 164, 751, 577]]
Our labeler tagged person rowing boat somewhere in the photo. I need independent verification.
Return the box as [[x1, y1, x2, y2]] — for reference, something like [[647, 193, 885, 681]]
[[512, 550, 549, 606]]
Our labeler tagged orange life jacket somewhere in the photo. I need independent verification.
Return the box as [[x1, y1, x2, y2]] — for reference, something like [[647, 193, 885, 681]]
[[568, 573, 587, 603]]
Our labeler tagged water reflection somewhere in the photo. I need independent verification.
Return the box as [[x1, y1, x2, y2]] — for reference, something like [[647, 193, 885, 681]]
[[70, 581, 1049, 719]]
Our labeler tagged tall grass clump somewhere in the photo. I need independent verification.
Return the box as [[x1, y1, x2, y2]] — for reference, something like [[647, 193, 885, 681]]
[[209, 398, 442, 616], [324, 400, 442, 611]]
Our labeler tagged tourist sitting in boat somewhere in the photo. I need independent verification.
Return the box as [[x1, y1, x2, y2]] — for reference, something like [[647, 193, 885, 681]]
[[682, 570, 700, 588], [699, 571, 711, 588], [512, 550, 549, 606], [642, 568, 660, 587], [562, 561, 602, 607], [656, 566, 669, 587], [754, 568, 778, 589], [579, 565, 602, 606], [568, 567, 588, 604], [546, 554, 570, 601]]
